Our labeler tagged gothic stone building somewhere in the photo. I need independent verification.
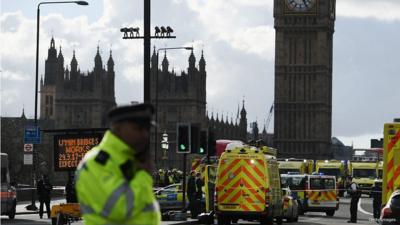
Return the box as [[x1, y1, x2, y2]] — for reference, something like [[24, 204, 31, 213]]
[[0, 38, 117, 185], [150, 49, 247, 169], [40, 37, 116, 128], [273, 0, 336, 159]]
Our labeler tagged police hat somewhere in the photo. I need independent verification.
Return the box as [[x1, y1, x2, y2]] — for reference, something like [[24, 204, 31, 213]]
[[107, 103, 156, 126]]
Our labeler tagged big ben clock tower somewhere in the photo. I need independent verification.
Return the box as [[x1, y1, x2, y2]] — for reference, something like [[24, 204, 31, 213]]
[[273, 0, 336, 159]]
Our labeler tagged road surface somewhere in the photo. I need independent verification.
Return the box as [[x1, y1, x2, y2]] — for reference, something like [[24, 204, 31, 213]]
[[1, 197, 379, 225]]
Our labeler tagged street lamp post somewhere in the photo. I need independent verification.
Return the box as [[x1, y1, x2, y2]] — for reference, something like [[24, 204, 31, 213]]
[[154, 47, 193, 167], [29, 0, 88, 210]]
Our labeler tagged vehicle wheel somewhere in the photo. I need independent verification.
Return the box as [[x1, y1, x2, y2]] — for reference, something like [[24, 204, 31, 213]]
[[57, 213, 68, 225], [260, 216, 273, 225], [293, 212, 299, 222], [217, 215, 230, 225], [8, 200, 16, 219], [275, 217, 283, 225], [326, 210, 335, 217]]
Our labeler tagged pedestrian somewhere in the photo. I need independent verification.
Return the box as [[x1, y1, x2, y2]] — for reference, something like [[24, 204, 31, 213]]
[[187, 171, 197, 219], [195, 172, 205, 213], [372, 180, 382, 220], [65, 174, 77, 203], [348, 177, 361, 223], [164, 170, 170, 187], [37, 174, 52, 219], [75, 104, 161, 225]]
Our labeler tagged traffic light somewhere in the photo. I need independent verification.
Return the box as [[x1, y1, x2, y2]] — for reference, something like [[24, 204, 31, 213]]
[[177, 123, 190, 153], [199, 130, 208, 154], [190, 124, 200, 154], [208, 130, 216, 156]]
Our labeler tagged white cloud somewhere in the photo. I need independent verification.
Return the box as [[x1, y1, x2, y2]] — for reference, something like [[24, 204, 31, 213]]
[[186, 0, 275, 60], [337, 0, 400, 21], [1, 70, 30, 81]]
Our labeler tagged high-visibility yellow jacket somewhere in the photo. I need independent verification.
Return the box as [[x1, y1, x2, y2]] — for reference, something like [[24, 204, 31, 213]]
[[75, 131, 161, 225]]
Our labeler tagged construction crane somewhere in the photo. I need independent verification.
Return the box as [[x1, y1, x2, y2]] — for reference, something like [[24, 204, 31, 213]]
[[265, 103, 274, 132]]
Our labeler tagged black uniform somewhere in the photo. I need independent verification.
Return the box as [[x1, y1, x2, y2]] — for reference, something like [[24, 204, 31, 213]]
[[187, 174, 197, 218], [371, 183, 382, 219], [348, 182, 361, 223], [65, 177, 77, 203], [37, 176, 53, 219], [195, 176, 205, 213]]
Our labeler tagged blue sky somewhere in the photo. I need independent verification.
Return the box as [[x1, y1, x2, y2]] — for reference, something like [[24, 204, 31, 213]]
[[1, 0, 399, 148]]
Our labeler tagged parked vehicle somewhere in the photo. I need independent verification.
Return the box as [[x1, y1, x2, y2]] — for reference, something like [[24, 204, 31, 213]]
[[281, 174, 339, 216], [0, 153, 17, 219], [380, 190, 400, 225], [215, 146, 283, 225]]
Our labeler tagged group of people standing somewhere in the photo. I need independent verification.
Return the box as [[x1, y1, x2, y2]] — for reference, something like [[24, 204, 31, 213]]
[[187, 171, 205, 219], [154, 169, 183, 187]]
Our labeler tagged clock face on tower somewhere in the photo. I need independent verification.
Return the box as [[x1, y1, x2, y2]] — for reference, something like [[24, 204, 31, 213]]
[[286, 0, 316, 12]]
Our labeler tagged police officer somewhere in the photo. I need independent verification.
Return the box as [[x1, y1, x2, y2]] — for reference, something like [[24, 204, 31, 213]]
[[37, 174, 53, 219], [372, 180, 382, 220], [65, 173, 77, 203], [75, 104, 161, 225], [195, 172, 205, 213], [348, 177, 361, 223], [187, 171, 197, 219]]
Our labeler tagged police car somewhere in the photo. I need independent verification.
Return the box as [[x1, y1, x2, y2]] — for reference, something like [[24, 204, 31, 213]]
[[155, 184, 186, 212], [281, 173, 339, 216]]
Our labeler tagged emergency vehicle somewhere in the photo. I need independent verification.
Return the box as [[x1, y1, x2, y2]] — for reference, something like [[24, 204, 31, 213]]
[[280, 174, 338, 216], [348, 161, 379, 194], [1, 153, 17, 219], [382, 122, 400, 206], [278, 159, 314, 175], [315, 160, 346, 196], [378, 161, 383, 179], [215, 146, 283, 225]]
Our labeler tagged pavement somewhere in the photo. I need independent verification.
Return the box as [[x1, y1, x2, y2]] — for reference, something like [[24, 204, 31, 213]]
[[0, 197, 381, 225]]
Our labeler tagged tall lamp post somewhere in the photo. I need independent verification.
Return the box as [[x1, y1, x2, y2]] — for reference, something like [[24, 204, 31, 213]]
[[29, 0, 88, 210], [154, 47, 193, 166]]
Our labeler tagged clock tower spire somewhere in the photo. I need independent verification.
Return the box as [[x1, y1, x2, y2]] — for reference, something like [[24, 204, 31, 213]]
[[273, 0, 336, 159]]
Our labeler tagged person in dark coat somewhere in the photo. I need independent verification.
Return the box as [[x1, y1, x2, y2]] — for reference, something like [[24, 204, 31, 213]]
[[65, 174, 77, 203], [372, 180, 382, 220], [164, 170, 170, 187], [348, 177, 361, 223], [37, 174, 53, 219], [187, 171, 197, 219], [195, 172, 205, 213]]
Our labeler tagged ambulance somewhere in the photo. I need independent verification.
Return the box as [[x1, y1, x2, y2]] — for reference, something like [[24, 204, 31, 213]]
[[215, 146, 283, 225], [348, 161, 379, 194], [280, 174, 338, 216], [315, 160, 346, 196], [377, 161, 383, 179], [278, 159, 313, 175], [382, 122, 400, 206]]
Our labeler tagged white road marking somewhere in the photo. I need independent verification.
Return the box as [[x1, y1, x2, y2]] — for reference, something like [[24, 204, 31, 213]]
[[358, 198, 373, 216]]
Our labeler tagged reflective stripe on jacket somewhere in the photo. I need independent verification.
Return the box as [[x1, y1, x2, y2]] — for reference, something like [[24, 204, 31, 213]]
[[75, 131, 161, 225]]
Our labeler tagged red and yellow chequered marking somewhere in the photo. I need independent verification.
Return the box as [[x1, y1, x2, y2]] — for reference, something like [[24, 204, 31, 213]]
[[386, 129, 400, 200], [192, 159, 201, 172], [217, 157, 266, 212], [308, 190, 336, 202]]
